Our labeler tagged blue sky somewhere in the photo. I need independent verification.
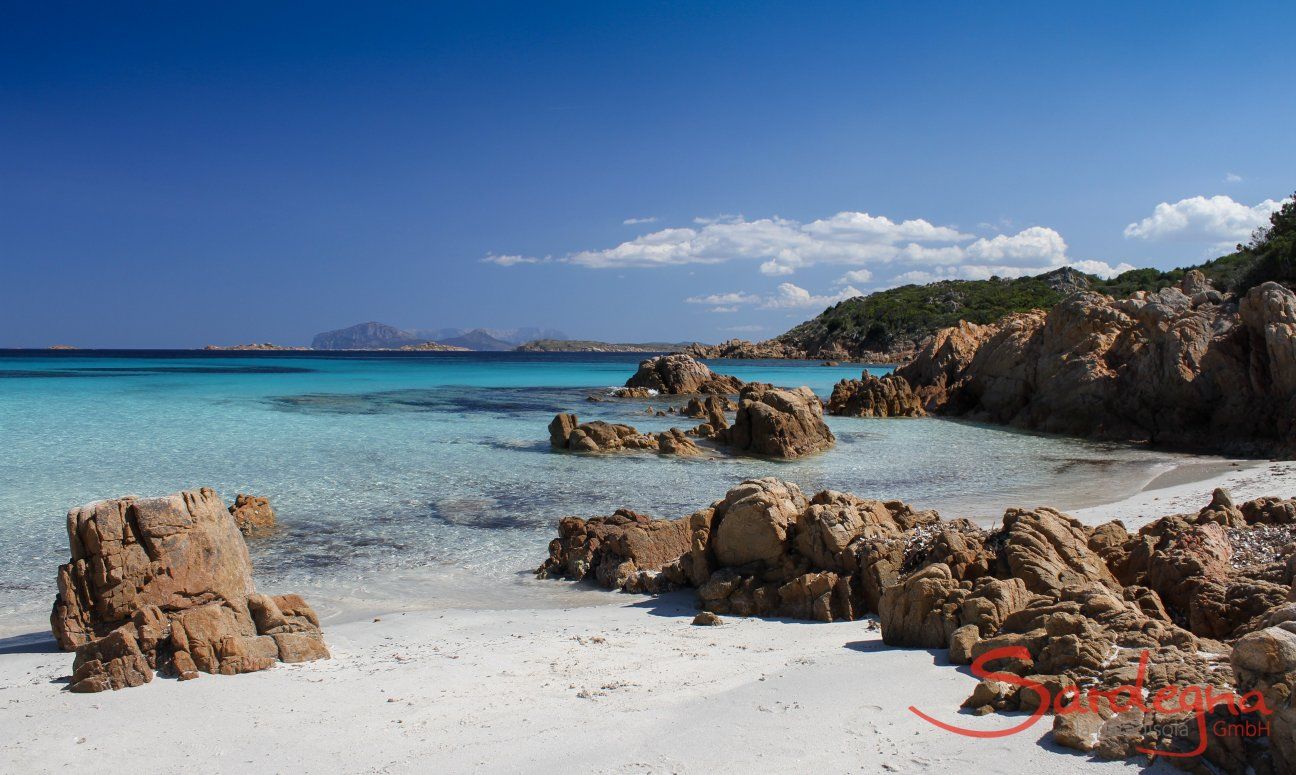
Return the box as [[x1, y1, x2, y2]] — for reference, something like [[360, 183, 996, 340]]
[[2, 1, 1294, 347]]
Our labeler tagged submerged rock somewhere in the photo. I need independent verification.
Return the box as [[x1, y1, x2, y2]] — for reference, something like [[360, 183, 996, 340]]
[[50, 488, 328, 692], [548, 413, 703, 457]]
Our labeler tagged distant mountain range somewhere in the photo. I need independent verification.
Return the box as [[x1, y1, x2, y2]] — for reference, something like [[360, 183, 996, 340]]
[[310, 322, 568, 350]]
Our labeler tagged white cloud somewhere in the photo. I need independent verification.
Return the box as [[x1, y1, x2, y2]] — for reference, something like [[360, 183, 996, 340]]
[[1123, 195, 1287, 243], [1225, 173, 1243, 183], [623, 216, 658, 225], [835, 268, 873, 285], [800, 211, 969, 243], [964, 227, 1068, 266], [685, 283, 865, 313], [565, 211, 973, 273], [501, 207, 1166, 292], [761, 283, 864, 310], [759, 259, 797, 276], [685, 291, 762, 305], [1068, 259, 1137, 279], [555, 209, 1084, 289], [481, 254, 546, 266]]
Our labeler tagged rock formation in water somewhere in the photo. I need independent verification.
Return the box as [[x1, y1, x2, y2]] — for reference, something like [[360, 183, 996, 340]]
[[683, 395, 731, 436], [548, 413, 702, 456], [50, 488, 328, 692], [892, 274, 1296, 456], [624, 354, 744, 395], [714, 384, 835, 458], [229, 493, 277, 536], [826, 372, 925, 418], [536, 478, 1296, 771]]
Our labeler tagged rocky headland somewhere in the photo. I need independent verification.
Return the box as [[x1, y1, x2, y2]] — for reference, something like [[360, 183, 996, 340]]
[[538, 477, 1296, 771], [860, 273, 1296, 456], [50, 488, 328, 693]]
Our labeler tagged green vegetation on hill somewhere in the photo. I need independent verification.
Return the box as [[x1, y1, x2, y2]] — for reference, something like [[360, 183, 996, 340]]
[[774, 212, 1295, 358], [1238, 192, 1296, 293], [773, 267, 1085, 355]]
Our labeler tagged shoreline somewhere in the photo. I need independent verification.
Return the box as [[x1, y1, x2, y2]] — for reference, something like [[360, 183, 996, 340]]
[[0, 453, 1283, 640], [2, 456, 1291, 772]]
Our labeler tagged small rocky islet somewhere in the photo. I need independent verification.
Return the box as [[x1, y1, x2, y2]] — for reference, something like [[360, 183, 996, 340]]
[[550, 353, 836, 459]]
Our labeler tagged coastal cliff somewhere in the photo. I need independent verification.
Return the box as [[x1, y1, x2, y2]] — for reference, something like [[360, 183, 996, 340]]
[[888, 273, 1296, 456]]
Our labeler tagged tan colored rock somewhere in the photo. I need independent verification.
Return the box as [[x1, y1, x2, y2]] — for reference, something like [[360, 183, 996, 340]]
[[536, 509, 691, 594], [1231, 626, 1296, 772], [684, 339, 807, 360], [683, 395, 730, 432], [718, 383, 835, 458], [898, 281, 1296, 456], [897, 319, 1003, 411], [625, 354, 743, 395], [1000, 507, 1119, 596], [879, 564, 965, 648], [51, 488, 257, 650], [826, 372, 924, 418], [948, 624, 980, 665], [795, 492, 902, 571], [229, 493, 276, 536], [69, 626, 153, 693], [549, 412, 580, 447], [710, 478, 807, 568], [1052, 710, 1108, 752], [49, 488, 328, 692], [655, 428, 704, 456], [549, 414, 704, 457]]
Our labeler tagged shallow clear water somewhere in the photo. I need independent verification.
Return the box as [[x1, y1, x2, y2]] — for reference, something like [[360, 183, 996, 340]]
[[0, 350, 1190, 629]]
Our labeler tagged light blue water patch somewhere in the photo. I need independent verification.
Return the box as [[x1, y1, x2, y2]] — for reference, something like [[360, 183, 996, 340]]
[[0, 350, 1187, 627]]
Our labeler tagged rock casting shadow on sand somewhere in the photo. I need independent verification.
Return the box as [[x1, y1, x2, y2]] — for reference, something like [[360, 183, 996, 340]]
[[0, 631, 60, 655]]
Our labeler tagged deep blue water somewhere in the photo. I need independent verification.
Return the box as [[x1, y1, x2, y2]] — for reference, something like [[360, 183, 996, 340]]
[[0, 350, 1187, 628]]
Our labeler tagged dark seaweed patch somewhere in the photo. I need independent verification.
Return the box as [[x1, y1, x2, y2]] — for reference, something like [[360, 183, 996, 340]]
[[267, 386, 577, 418]]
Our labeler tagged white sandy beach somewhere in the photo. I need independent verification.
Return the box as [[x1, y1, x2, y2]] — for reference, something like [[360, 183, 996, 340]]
[[2, 459, 1291, 775]]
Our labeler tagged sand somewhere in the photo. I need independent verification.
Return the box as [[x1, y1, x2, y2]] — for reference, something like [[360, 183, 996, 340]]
[[2, 459, 1291, 774]]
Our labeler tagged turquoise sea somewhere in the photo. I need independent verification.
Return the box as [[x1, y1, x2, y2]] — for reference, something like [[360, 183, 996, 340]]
[[0, 351, 1192, 631]]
